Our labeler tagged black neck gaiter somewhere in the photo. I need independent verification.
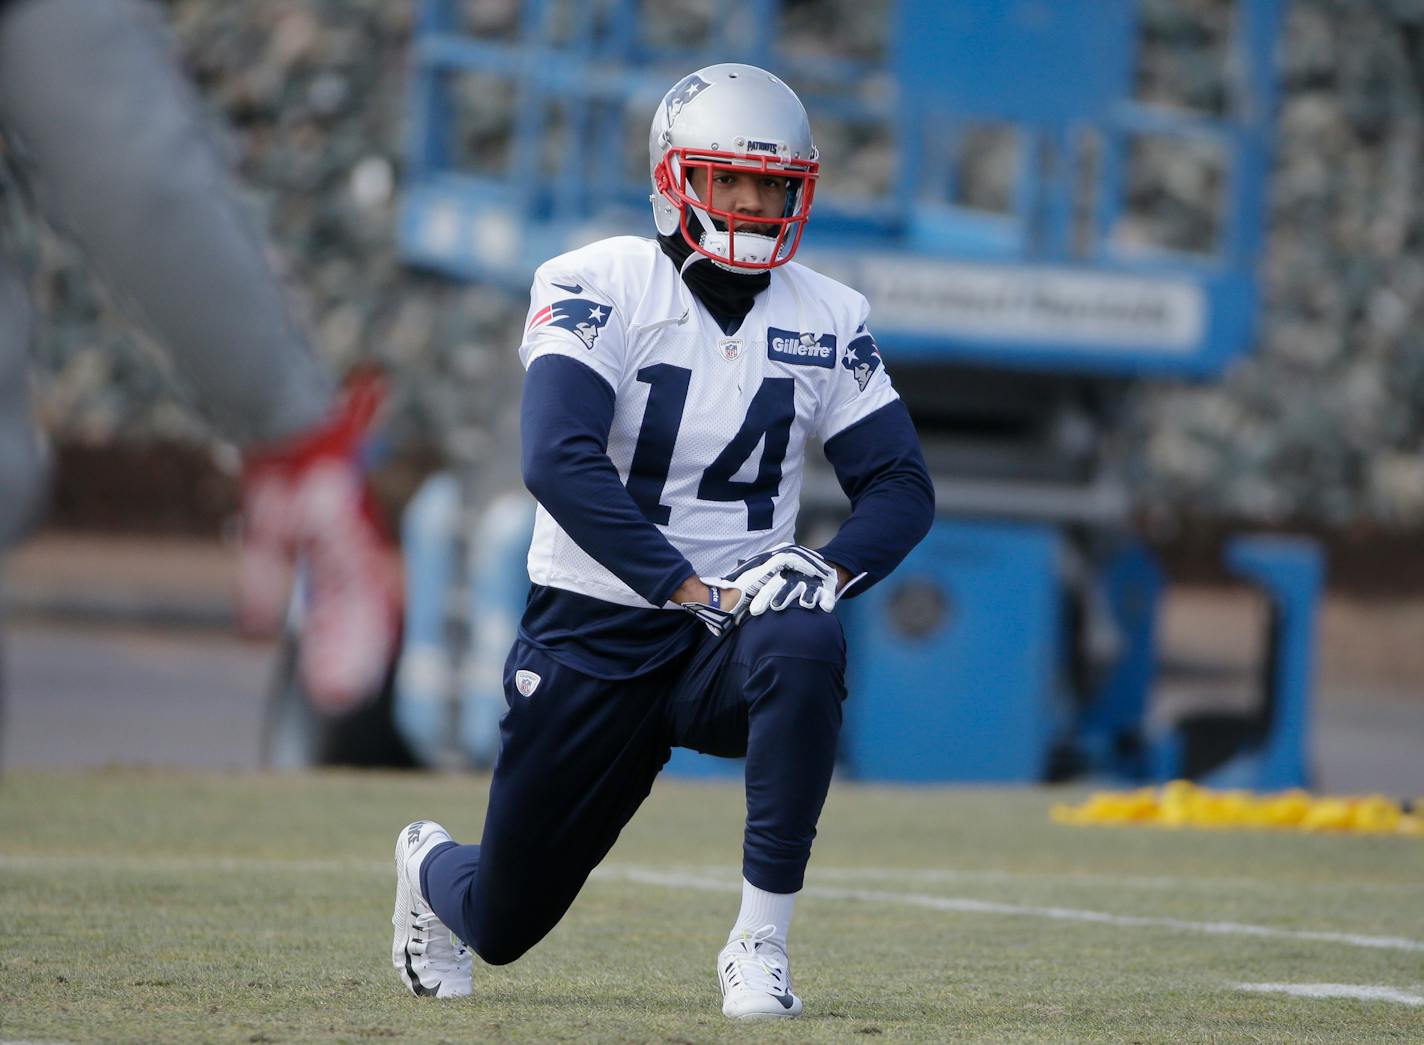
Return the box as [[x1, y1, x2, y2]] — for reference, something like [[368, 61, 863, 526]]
[[657, 217, 771, 336]]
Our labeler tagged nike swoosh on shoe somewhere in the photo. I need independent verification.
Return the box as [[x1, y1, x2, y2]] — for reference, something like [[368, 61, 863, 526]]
[[405, 943, 441, 997], [771, 993, 795, 1009]]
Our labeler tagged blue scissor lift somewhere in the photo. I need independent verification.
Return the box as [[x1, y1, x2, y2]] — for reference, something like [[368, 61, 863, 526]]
[[395, 0, 1322, 788]]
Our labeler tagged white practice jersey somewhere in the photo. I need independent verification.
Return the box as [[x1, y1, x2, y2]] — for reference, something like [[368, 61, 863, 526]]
[[519, 235, 899, 608]]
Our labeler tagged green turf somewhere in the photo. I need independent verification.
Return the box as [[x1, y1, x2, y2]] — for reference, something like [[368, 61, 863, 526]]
[[2, 770, 1421, 1043]]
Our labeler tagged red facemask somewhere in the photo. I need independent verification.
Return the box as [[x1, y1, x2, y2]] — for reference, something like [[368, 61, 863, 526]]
[[654, 147, 819, 270]]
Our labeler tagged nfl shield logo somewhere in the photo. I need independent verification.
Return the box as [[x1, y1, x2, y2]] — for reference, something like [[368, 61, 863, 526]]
[[719, 337, 743, 362], [514, 670, 541, 698]]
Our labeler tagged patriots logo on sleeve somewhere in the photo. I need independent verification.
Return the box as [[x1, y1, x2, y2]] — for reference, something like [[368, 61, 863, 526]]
[[842, 326, 884, 391], [528, 297, 612, 350]]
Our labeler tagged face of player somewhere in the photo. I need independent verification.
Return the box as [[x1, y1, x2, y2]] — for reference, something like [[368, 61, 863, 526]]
[[688, 167, 790, 236]]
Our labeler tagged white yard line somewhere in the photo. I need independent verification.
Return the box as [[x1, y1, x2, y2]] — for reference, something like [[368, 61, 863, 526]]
[[671, 862, 1424, 895], [812, 866, 1424, 894], [596, 867, 1424, 954], [1236, 983, 1424, 1006], [5, 853, 1422, 954]]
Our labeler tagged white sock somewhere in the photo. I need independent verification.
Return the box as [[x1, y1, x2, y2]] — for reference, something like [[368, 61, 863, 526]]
[[728, 877, 796, 954]]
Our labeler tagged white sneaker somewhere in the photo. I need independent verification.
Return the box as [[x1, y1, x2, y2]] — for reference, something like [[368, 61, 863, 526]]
[[391, 820, 472, 998], [717, 924, 803, 1020]]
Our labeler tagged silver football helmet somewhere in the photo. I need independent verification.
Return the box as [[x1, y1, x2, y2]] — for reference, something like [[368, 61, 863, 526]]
[[649, 63, 819, 272]]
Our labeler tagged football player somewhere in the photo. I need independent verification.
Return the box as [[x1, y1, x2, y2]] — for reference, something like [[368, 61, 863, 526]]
[[0, 0, 398, 710], [392, 63, 935, 1020]]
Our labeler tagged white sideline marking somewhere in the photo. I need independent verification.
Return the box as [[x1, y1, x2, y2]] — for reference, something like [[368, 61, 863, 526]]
[[595, 868, 1424, 954], [1236, 983, 1424, 1006], [811, 866, 1424, 894], [5, 854, 1422, 954], [688, 862, 1424, 895]]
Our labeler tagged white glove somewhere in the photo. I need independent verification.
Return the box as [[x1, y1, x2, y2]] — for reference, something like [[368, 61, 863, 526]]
[[684, 544, 828, 635], [748, 545, 839, 615], [709, 544, 854, 621]]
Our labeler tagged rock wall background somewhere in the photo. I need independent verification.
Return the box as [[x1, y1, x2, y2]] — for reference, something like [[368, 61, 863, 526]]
[[1133, 0, 1424, 533], [7, 0, 1424, 537]]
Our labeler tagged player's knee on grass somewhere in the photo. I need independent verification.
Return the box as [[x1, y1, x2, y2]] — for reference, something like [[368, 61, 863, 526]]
[[738, 605, 846, 668], [469, 935, 526, 968], [468, 896, 562, 967]]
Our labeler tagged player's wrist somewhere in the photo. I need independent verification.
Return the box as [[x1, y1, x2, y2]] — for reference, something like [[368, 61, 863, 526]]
[[671, 575, 741, 610], [671, 575, 710, 605]]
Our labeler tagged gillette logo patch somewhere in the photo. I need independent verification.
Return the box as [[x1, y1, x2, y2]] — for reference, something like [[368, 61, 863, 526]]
[[767, 327, 836, 368]]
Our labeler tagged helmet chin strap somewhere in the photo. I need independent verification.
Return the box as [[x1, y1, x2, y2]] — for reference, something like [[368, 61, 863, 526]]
[[682, 185, 781, 273], [697, 228, 780, 273]]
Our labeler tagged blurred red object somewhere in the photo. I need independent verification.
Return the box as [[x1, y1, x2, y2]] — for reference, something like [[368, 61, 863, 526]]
[[238, 367, 400, 712]]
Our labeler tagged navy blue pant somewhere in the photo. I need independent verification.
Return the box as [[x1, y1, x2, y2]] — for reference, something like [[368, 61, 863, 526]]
[[421, 606, 846, 966]]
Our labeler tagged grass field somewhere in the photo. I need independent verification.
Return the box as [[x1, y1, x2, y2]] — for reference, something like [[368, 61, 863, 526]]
[[2, 770, 1421, 1043]]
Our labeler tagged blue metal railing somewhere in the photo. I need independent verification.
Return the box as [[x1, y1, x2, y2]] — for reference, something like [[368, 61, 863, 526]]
[[401, 0, 1285, 379]]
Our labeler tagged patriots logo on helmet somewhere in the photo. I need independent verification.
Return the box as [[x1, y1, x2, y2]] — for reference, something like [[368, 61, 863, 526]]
[[664, 73, 711, 127], [528, 297, 612, 350], [842, 327, 883, 391]]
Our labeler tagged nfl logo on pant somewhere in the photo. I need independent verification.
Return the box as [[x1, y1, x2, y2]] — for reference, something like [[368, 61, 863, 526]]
[[515, 670, 541, 697]]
